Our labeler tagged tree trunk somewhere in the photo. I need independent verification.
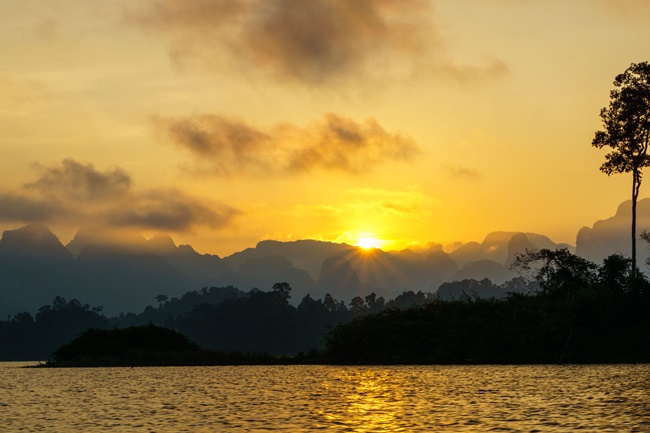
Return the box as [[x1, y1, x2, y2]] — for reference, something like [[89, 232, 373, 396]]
[[632, 169, 641, 284]]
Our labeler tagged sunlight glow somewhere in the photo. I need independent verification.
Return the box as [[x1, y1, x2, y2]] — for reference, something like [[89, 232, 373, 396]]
[[356, 237, 383, 250]]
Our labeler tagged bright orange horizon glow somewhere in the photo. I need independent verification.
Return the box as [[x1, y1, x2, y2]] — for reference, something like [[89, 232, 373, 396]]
[[355, 237, 384, 250]]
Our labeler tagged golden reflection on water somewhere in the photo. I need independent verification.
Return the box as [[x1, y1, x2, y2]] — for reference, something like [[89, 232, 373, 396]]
[[1, 364, 649, 432], [320, 369, 406, 432]]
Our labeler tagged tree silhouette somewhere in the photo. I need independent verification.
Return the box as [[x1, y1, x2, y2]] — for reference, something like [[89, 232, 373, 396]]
[[593, 61, 650, 282], [511, 248, 597, 296], [349, 296, 368, 315], [155, 294, 168, 307], [272, 282, 292, 303]]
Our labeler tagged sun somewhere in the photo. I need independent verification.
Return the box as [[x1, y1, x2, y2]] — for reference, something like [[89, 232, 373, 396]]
[[356, 237, 383, 250]]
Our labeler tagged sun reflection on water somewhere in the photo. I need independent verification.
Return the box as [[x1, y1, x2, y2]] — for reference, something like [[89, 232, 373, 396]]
[[1, 364, 649, 432], [319, 368, 407, 432]]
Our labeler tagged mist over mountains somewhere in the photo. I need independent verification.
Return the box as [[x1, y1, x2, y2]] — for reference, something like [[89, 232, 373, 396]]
[[1, 199, 648, 318]]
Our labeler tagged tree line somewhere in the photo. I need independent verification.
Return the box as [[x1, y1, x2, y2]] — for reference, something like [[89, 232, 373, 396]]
[[0, 275, 533, 361], [325, 250, 650, 364], [3, 248, 650, 363]]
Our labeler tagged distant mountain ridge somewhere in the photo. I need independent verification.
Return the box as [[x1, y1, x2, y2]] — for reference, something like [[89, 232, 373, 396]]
[[0, 224, 232, 317], [1, 198, 648, 318], [576, 198, 650, 266]]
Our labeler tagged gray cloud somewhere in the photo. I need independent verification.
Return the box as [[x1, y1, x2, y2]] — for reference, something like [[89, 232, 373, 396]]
[[162, 115, 273, 174], [442, 165, 482, 180], [128, 0, 506, 85], [106, 189, 237, 231], [156, 113, 421, 176], [26, 158, 132, 201], [0, 193, 69, 222], [0, 159, 238, 231]]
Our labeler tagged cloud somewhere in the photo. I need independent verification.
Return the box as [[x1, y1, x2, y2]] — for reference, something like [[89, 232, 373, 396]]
[[26, 158, 132, 201], [0, 159, 238, 231], [106, 189, 237, 230], [0, 193, 69, 222], [127, 0, 506, 86], [160, 115, 273, 174], [155, 113, 421, 176], [442, 165, 482, 180]]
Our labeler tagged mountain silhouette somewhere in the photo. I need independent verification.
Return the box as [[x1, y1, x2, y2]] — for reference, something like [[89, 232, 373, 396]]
[[0, 224, 75, 317], [66, 227, 148, 257], [317, 254, 372, 301], [505, 233, 538, 268], [451, 259, 513, 285], [345, 248, 449, 297], [225, 239, 354, 279], [0, 226, 233, 317], [217, 254, 317, 301], [145, 235, 232, 288], [576, 198, 650, 267], [450, 231, 570, 268], [424, 250, 459, 284], [0, 223, 72, 260], [2, 199, 649, 317], [72, 243, 194, 315]]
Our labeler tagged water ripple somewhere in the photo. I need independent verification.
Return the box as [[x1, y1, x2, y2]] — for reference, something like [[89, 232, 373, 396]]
[[0, 363, 648, 432]]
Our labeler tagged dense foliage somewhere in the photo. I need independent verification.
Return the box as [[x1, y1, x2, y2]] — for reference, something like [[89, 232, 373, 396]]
[[50, 324, 200, 366], [47, 324, 283, 367], [0, 297, 108, 360], [325, 250, 650, 364], [0, 281, 436, 360]]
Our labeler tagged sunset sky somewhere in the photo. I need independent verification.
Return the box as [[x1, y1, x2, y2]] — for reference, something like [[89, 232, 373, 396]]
[[1, 0, 650, 256]]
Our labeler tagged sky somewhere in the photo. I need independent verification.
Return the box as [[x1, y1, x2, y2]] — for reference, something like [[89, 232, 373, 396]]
[[1, 0, 650, 257]]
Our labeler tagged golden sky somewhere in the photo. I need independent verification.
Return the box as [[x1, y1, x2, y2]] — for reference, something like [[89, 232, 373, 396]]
[[1, 0, 649, 256]]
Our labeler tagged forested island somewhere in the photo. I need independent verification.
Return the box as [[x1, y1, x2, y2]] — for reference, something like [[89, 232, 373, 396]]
[[11, 248, 650, 366], [45, 325, 291, 367]]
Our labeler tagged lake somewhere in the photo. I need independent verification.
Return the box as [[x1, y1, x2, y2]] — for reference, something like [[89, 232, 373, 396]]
[[1, 363, 648, 432]]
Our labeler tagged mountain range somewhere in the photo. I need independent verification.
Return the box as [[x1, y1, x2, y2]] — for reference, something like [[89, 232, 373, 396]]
[[1, 198, 649, 318]]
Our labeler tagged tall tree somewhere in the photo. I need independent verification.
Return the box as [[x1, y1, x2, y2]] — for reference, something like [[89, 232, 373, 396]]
[[593, 61, 650, 282]]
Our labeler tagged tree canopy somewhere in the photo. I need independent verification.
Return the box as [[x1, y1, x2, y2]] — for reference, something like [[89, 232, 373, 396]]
[[593, 61, 650, 281]]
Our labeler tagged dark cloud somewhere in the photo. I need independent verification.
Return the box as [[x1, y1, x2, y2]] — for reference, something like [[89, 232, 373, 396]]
[[26, 158, 132, 201], [0, 193, 69, 222], [287, 114, 420, 173], [0, 159, 238, 231], [128, 0, 505, 85], [161, 115, 273, 174], [106, 189, 238, 231], [156, 113, 421, 176], [235, 0, 433, 84]]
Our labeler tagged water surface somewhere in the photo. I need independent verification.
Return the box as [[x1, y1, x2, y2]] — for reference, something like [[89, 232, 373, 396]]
[[1, 363, 648, 432]]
